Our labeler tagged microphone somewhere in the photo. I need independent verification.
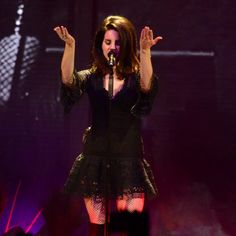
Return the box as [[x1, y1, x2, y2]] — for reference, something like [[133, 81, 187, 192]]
[[107, 49, 117, 99], [108, 49, 117, 67]]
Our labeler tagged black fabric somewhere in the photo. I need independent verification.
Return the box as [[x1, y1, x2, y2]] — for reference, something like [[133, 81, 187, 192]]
[[88, 223, 104, 236], [62, 69, 158, 199]]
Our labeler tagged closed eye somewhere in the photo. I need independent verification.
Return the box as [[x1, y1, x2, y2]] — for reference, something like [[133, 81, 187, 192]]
[[104, 39, 120, 46], [105, 39, 111, 45]]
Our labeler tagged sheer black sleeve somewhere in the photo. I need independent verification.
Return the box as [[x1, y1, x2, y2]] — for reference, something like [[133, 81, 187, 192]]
[[60, 69, 90, 113], [131, 74, 159, 118]]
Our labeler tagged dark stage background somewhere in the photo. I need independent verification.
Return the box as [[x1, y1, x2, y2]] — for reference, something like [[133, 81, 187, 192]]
[[0, 0, 235, 235]]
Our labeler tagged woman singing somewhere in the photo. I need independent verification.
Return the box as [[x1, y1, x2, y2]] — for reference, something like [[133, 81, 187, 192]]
[[54, 15, 162, 236]]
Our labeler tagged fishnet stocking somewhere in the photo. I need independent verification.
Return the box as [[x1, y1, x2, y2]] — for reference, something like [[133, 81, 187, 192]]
[[84, 193, 144, 224], [117, 193, 144, 212], [84, 197, 106, 224]]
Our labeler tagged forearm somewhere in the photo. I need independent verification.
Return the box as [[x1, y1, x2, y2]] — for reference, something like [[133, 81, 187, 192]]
[[61, 42, 75, 85], [139, 49, 153, 91]]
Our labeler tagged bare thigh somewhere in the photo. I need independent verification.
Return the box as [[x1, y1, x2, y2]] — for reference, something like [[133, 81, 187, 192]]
[[116, 193, 145, 212], [84, 197, 106, 224]]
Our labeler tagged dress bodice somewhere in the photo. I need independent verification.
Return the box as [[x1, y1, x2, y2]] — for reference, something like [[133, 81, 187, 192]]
[[62, 68, 159, 199], [61, 69, 158, 157]]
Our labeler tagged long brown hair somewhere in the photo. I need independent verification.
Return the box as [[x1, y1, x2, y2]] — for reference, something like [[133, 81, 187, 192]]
[[92, 15, 139, 77]]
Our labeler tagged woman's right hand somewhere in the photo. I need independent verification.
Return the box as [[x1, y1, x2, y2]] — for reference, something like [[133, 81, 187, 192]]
[[54, 26, 75, 47]]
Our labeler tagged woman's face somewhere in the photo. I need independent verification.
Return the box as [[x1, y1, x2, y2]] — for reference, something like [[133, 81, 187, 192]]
[[102, 29, 120, 61]]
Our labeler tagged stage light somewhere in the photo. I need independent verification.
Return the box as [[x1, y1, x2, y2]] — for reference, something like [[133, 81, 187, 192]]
[[17, 8, 24, 15], [18, 3, 24, 9], [14, 27, 20, 34], [0, 2, 40, 106], [15, 20, 21, 26]]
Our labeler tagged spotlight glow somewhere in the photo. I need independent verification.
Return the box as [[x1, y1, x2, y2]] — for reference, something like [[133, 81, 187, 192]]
[[17, 9, 24, 15]]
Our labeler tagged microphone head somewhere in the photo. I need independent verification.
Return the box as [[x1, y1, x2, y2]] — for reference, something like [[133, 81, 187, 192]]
[[108, 49, 118, 57], [108, 49, 118, 67]]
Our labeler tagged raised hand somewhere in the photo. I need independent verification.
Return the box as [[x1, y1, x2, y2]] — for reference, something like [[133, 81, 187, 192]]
[[140, 26, 162, 51], [54, 26, 75, 47]]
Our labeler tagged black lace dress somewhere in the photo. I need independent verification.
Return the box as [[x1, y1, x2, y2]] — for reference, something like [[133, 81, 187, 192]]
[[61, 69, 158, 199]]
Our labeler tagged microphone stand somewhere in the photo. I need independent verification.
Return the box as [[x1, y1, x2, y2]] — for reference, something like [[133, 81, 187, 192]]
[[104, 64, 114, 236], [108, 66, 114, 100]]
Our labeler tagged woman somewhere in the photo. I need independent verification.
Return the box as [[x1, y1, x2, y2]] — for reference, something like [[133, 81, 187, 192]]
[[54, 15, 162, 235]]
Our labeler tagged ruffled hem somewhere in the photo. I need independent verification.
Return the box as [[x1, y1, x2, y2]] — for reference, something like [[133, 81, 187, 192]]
[[64, 153, 158, 199]]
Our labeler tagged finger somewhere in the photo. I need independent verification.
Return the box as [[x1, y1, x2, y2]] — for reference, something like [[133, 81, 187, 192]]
[[61, 26, 66, 36], [144, 26, 150, 39], [54, 26, 63, 36], [64, 27, 70, 39], [153, 36, 163, 44], [149, 30, 153, 40], [61, 26, 69, 40], [54, 26, 62, 34], [140, 28, 145, 40], [53, 26, 60, 31], [143, 27, 148, 39], [54, 27, 63, 38]]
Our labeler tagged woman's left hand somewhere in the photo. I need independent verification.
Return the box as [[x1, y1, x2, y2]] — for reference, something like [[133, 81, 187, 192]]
[[140, 26, 162, 51]]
